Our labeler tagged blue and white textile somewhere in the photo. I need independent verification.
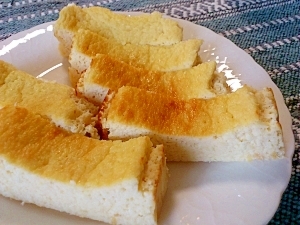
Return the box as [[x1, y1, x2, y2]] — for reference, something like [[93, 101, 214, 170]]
[[0, 0, 299, 224]]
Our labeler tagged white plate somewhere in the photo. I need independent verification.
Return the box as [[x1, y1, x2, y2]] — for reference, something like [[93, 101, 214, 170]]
[[0, 13, 295, 225]]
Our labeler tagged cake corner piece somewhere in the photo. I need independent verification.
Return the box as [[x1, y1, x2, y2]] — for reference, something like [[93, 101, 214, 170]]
[[0, 105, 169, 225]]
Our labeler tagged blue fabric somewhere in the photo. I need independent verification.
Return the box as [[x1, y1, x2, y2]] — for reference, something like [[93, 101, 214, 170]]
[[0, 0, 299, 224]]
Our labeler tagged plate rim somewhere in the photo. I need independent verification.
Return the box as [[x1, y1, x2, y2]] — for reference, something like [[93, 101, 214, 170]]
[[0, 12, 295, 224]]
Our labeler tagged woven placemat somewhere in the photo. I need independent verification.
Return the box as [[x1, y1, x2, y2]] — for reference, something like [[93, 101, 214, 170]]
[[0, 0, 299, 224]]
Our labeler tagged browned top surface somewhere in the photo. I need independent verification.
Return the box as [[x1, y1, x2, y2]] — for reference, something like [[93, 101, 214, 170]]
[[0, 60, 17, 85], [0, 106, 153, 187], [86, 54, 216, 99], [0, 60, 98, 126], [54, 4, 182, 45], [72, 29, 202, 71], [106, 86, 261, 136]]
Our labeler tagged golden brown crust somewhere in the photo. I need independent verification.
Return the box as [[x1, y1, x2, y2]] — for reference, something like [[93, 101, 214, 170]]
[[0, 60, 17, 85], [151, 145, 168, 216], [72, 29, 202, 71], [0, 60, 99, 138], [68, 66, 82, 88], [54, 4, 182, 46], [84, 54, 217, 100], [105, 86, 261, 136], [0, 106, 155, 187], [54, 4, 86, 33]]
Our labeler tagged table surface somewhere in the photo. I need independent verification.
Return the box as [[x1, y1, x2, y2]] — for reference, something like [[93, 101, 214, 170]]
[[0, 0, 299, 224]]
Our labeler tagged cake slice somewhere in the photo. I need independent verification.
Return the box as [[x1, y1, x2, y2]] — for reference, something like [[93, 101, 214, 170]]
[[69, 29, 202, 86], [0, 60, 16, 81], [0, 60, 99, 139], [76, 54, 229, 104], [54, 4, 183, 57], [100, 86, 285, 162], [0, 105, 168, 225]]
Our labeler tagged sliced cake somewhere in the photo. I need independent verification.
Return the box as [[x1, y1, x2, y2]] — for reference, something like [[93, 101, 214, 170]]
[[100, 86, 285, 162], [0, 105, 168, 225], [76, 54, 229, 104], [0, 60, 99, 139], [54, 4, 183, 57], [69, 29, 202, 86]]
